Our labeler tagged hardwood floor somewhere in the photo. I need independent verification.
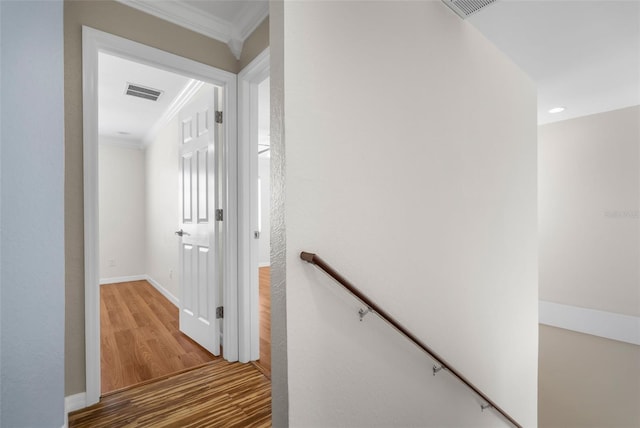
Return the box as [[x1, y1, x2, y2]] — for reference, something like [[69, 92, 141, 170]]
[[254, 267, 271, 378], [101, 280, 216, 394], [90, 277, 273, 426], [69, 359, 271, 427]]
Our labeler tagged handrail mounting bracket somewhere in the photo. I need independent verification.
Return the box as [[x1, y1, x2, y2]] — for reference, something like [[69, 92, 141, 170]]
[[358, 307, 372, 321], [299, 250, 522, 428]]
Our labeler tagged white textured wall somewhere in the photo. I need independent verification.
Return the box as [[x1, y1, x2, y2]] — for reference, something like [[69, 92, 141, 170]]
[[145, 117, 180, 298], [280, 2, 538, 426], [0, 1, 65, 425], [539, 106, 640, 317], [269, 2, 288, 424], [259, 157, 271, 266], [99, 140, 147, 280]]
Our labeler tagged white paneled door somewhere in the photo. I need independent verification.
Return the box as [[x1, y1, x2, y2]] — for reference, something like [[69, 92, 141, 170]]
[[177, 85, 221, 356]]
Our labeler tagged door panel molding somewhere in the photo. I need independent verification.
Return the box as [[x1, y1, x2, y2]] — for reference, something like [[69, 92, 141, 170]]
[[178, 86, 220, 356], [82, 26, 237, 406]]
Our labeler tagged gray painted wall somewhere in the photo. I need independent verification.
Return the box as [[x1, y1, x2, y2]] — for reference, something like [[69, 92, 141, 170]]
[[0, 1, 65, 426]]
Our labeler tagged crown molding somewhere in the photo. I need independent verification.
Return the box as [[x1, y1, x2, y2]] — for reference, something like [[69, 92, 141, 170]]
[[115, 0, 268, 60], [228, 1, 269, 59], [232, 1, 270, 42], [117, 0, 231, 42]]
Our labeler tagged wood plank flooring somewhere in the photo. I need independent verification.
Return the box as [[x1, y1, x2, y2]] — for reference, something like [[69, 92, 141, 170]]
[[101, 280, 216, 394], [68, 359, 271, 427], [254, 267, 271, 378]]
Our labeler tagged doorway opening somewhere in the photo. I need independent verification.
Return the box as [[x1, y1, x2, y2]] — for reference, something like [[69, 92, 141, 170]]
[[253, 77, 271, 377], [237, 48, 270, 374], [83, 27, 238, 406], [98, 52, 221, 394]]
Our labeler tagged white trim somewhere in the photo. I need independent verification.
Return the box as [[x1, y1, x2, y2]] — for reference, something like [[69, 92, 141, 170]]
[[64, 392, 87, 428], [114, 0, 268, 60], [83, 26, 238, 407], [82, 26, 101, 407], [145, 275, 179, 308], [222, 69, 240, 364], [539, 300, 640, 346], [99, 274, 146, 285], [259, 262, 271, 268], [143, 79, 204, 146], [238, 48, 270, 363], [65, 393, 87, 414]]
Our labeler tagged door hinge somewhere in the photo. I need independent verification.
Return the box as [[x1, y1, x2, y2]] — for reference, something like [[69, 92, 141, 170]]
[[215, 209, 223, 221], [215, 111, 223, 124], [216, 306, 224, 319]]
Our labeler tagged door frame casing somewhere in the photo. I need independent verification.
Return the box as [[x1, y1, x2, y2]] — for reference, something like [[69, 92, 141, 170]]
[[82, 26, 238, 406], [237, 48, 270, 362]]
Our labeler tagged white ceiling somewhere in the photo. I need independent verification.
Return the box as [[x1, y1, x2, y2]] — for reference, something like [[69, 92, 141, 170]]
[[468, 0, 640, 124], [101, 0, 639, 147], [98, 52, 193, 145]]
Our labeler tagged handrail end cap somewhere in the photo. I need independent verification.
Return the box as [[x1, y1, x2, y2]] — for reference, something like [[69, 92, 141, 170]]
[[300, 252, 316, 263]]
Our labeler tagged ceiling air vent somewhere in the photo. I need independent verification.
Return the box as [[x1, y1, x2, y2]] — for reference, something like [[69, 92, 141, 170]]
[[125, 83, 163, 101], [442, 0, 497, 19]]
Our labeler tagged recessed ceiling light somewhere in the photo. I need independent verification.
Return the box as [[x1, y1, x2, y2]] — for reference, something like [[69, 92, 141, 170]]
[[548, 107, 566, 114]]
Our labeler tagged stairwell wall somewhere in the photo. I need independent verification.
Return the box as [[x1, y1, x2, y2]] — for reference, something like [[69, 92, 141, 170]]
[[273, 1, 538, 426]]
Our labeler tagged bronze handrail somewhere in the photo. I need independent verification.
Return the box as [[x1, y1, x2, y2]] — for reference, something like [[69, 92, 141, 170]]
[[300, 251, 522, 428]]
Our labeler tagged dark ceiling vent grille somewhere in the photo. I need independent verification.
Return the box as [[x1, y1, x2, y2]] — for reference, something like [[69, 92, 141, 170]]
[[442, 0, 497, 18], [125, 83, 163, 101]]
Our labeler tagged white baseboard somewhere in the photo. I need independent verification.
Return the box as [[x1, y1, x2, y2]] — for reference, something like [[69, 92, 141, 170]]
[[258, 262, 270, 268], [100, 274, 146, 285], [64, 392, 87, 427], [145, 275, 179, 308], [539, 300, 640, 345], [66, 391, 87, 413]]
